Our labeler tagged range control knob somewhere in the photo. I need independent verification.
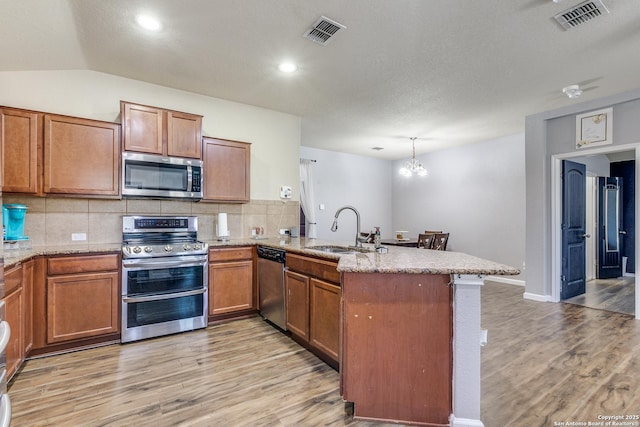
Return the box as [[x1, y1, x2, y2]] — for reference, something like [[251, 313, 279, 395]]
[[193, 243, 201, 250], [133, 246, 142, 254], [144, 246, 153, 253], [164, 245, 173, 252], [183, 244, 192, 251]]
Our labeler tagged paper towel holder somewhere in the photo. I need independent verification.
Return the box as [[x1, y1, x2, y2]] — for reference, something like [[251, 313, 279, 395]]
[[217, 213, 230, 241]]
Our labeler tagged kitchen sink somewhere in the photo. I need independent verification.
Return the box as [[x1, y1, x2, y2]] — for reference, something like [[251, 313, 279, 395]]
[[306, 245, 371, 254]]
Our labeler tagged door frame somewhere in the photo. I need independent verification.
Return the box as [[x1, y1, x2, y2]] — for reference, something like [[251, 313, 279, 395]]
[[551, 142, 640, 320]]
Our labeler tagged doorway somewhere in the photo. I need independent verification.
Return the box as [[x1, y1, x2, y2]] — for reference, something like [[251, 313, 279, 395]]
[[552, 145, 639, 319]]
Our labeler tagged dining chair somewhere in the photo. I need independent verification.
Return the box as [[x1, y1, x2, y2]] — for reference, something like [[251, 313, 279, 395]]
[[417, 233, 435, 249], [433, 233, 449, 251]]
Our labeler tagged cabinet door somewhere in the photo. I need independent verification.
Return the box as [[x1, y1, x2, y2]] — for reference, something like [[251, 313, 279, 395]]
[[309, 278, 340, 362], [202, 137, 250, 202], [23, 260, 34, 355], [209, 260, 253, 315], [121, 102, 163, 154], [44, 115, 120, 196], [1, 108, 41, 193], [4, 286, 23, 379], [167, 111, 202, 159], [47, 271, 119, 344], [285, 270, 309, 341]]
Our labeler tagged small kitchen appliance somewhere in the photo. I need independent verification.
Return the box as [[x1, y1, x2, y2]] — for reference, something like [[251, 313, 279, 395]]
[[2, 204, 28, 241]]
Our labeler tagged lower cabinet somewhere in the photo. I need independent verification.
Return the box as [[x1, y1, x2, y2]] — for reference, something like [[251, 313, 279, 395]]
[[208, 247, 256, 321], [285, 253, 341, 368], [4, 263, 24, 380], [45, 254, 120, 345], [3, 259, 33, 380]]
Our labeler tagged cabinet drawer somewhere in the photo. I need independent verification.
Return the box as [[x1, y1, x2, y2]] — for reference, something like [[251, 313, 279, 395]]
[[4, 264, 23, 295], [47, 254, 119, 275], [209, 247, 253, 262], [286, 253, 341, 285]]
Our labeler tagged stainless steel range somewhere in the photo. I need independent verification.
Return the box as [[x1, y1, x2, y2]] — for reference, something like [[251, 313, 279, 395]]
[[121, 216, 208, 343]]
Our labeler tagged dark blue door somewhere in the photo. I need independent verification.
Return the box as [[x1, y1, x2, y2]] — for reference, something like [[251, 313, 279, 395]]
[[562, 160, 587, 300], [597, 177, 623, 278]]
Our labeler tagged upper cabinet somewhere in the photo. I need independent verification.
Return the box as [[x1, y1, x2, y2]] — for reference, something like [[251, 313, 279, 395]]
[[202, 137, 251, 203], [121, 101, 202, 159], [1, 108, 43, 194], [43, 114, 121, 197]]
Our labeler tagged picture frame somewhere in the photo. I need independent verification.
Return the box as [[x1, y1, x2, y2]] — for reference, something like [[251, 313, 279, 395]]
[[575, 107, 612, 149]]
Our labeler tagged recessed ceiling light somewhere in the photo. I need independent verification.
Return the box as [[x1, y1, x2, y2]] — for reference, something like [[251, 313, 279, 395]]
[[278, 62, 298, 73], [136, 15, 162, 31]]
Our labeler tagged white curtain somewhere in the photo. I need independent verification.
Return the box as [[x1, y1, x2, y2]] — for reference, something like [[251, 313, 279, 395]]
[[300, 160, 318, 238]]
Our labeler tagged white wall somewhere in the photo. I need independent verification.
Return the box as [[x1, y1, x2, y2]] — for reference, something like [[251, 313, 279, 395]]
[[392, 133, 526, 278], [525, 88, 640, 299], [299, 146, 393, 242], [0, 69, 300, 201]]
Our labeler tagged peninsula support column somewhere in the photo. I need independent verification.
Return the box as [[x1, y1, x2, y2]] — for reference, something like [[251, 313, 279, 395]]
[[450, 274, 485, 427]]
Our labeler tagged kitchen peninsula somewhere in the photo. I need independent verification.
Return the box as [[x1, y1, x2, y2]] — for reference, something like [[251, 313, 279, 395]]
[[4, 238, 517, 427]]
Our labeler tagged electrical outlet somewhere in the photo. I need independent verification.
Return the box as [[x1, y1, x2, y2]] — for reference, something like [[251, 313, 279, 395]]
[[280, 185, 292, 199], [72, 232, 87, 241]]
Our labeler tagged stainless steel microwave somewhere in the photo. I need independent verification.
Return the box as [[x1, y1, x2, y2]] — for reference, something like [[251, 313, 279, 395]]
[[122, 152, 203, 200]]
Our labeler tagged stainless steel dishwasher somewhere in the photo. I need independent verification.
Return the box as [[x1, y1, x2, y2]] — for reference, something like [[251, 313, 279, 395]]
[[257, 246, 287, 330]]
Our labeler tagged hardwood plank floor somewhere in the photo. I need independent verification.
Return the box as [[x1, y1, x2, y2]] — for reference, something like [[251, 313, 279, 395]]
[[8, 281, 640, 426], [564, 277, 635, 316]]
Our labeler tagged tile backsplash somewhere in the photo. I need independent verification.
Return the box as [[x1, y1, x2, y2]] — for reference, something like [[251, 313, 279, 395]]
[[3, 196, 300, 246]]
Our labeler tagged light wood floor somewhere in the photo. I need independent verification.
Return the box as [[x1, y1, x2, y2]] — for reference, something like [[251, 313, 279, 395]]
[[564, 277, 635, 316], [9, 281, 640, 427]]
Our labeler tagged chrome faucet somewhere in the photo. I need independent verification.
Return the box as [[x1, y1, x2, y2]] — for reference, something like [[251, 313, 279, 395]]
[[331, 205, 368, 247]]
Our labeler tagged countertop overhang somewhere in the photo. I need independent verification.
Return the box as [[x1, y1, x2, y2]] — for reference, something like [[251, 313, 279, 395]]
[[2, 237, 520, 276]]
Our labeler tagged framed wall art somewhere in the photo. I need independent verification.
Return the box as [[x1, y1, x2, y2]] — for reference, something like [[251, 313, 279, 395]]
[[575, 107, 612, 149]]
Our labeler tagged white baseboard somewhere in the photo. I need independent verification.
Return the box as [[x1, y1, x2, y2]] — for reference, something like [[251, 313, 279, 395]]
[[523, 292, 552, 302], [485, 275, 526, 286], [450, 415, 485, 427]]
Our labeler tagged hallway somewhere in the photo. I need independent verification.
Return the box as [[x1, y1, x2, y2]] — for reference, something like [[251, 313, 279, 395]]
[[564, 277, 635, 316]]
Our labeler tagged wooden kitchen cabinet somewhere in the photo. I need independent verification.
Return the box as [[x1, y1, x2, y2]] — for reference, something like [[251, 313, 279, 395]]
[[0, 108, 43, 194], [284, 270, 309, 341], [121, 101, 202, 158], [43, 114, 120, 197], [309, 278, 340, 362], [285, 253, 341, 368], [4, 263, 24, 380], [45, 254, 120, 344], [202, 137, 250, 203], [208, 247, 256, 321]]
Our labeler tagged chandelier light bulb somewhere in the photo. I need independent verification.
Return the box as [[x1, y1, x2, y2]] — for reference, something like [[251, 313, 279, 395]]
[[398, 137, 427, 177]]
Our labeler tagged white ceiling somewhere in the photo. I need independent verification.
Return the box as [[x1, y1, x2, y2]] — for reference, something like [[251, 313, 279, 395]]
[[2, 0, 639, 159]]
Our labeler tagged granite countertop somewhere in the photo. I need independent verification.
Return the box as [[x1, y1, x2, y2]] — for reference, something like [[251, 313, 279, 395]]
[[3, 237, 520, 276], [207, 237, 520, 276]]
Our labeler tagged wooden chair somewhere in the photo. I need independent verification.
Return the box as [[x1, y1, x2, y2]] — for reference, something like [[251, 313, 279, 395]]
[[360, 232, 374, 243], [432, 233, 449, 251], [417, 233, 435, 249]]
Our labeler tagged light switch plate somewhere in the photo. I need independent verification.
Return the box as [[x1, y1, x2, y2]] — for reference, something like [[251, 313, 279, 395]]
[[280, 185, 292, 199]]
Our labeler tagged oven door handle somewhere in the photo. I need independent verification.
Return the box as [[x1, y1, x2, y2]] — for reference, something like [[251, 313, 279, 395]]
[[123, 288, 206, 303], [0, 393, 11, 427], [122, 258, 207, 270]]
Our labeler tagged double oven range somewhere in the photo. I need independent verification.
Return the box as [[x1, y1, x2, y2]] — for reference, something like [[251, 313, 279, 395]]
[[121, 216, 208, 343]]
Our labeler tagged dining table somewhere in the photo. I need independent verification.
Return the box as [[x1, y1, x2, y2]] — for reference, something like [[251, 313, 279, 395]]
[[380, 238, 418, 248]]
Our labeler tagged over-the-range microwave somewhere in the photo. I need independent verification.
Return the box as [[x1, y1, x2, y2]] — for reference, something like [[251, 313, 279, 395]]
[[122, 152, 203, 200]]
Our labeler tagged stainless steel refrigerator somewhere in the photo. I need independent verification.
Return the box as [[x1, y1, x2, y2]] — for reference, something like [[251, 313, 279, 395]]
[[0, 192, 13, 424]]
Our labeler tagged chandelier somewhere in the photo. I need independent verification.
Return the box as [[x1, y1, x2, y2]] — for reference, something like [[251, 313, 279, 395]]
[[399, 137, 427, 177]]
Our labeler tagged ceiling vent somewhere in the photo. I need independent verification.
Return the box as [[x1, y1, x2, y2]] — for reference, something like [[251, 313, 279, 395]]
[[554, 0, 609, 30], [303, 16, 346, 45]]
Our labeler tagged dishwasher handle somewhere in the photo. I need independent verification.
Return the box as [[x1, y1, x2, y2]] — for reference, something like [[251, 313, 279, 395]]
[[257, 246, 286, 263]]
